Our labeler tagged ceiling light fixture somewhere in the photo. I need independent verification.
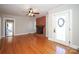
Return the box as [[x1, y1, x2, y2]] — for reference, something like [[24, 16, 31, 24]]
[[26, 8, 40, 17]]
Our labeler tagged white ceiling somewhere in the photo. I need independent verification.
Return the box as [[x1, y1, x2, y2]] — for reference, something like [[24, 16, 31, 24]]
[[0, 4, 61, 18]]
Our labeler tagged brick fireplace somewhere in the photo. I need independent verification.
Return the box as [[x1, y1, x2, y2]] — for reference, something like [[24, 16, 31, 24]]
[[36, 16, 46, 35]]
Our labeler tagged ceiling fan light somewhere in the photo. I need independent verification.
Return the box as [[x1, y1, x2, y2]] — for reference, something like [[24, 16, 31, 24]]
[[31, 13, 34, 16], [30, 10, 33, 13], [28, 13, 34, 16], [28, 13, 31, 16]]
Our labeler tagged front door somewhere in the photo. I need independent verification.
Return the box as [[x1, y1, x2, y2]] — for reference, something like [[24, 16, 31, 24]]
[[54, 10, 71, 45]]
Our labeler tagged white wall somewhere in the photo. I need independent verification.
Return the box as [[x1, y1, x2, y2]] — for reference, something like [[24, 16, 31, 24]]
[[46, 4, 79, 49], [0, 14, 36, 37]]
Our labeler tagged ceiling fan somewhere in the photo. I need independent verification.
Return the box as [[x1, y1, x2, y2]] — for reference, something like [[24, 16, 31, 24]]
[[26, 8, 40, 17]]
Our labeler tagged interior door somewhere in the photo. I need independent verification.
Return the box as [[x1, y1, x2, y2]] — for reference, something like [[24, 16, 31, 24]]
[[5, 20, 14, 37], [54, 10, 71, 45]]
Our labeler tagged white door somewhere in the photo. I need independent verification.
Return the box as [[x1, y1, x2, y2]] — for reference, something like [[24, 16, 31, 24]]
[[54, 10, 71, 45]]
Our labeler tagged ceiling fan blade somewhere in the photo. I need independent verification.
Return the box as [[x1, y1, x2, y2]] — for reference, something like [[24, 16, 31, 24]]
[[34, 13, 39, 14]]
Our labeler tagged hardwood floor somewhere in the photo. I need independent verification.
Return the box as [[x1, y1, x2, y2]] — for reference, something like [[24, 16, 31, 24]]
[[0, 34, 79, 54]]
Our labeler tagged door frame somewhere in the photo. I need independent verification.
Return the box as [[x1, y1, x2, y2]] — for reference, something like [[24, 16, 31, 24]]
[[5, 20, 14, 37], [3, 18, 15, 37]]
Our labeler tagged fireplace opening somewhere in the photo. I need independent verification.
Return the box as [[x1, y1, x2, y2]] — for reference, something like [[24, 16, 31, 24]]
[[36, 25, 44, 34]]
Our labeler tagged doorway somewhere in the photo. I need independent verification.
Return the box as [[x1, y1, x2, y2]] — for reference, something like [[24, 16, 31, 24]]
[[5, 20, 14, 37], [54, 9, 72, 45]]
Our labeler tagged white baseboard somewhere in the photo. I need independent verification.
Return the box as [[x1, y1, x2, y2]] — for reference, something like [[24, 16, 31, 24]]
[[15, 32, 35, 36], [48, 37, 79, 50], [2, 32, 35, 37], [70, 44, 79, 50], [14, 33, 28, 36]]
